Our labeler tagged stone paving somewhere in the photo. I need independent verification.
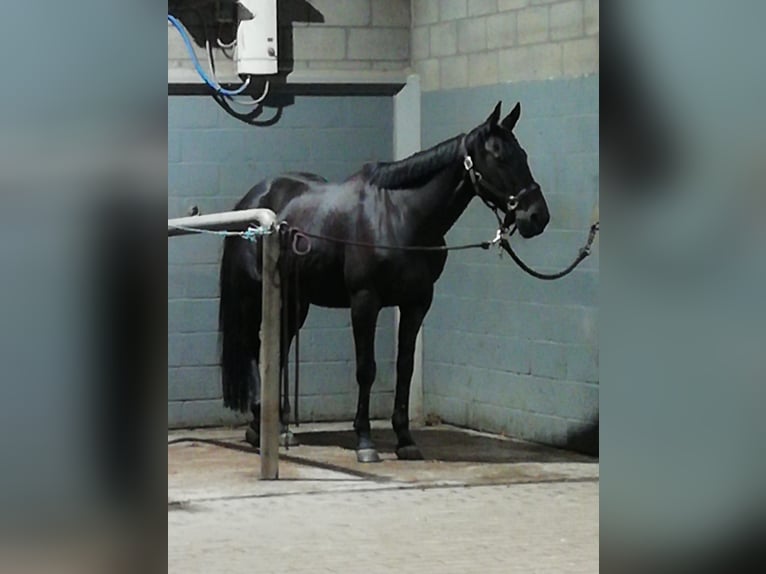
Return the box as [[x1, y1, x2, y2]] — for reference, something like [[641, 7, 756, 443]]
[[168, 424, 598, 573]]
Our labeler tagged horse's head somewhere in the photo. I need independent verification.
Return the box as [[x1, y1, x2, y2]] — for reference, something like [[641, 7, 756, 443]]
[[470, 101, 550, 238]]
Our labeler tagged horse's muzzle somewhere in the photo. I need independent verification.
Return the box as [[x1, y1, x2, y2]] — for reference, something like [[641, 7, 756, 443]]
[[515, 186, 550, 238]]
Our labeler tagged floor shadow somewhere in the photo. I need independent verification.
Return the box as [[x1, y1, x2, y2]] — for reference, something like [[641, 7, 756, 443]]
[[564, 420, 599, 458], [294, 427, 597, 464]]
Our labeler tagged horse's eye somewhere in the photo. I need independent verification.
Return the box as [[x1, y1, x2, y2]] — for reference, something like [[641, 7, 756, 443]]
[[485, 139, 503, 159]]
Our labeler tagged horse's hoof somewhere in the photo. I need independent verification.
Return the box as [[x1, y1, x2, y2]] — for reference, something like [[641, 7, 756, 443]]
[[280, 431, 299, 447], [245, 427, 259, 447], [396, 445, 424, 460], [356, 448, 381, 463]]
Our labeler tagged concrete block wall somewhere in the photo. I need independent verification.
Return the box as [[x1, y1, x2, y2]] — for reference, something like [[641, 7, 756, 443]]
[[421, 76, 598, 449], [167, 1, 599, 449], [168, 95, 395, 428], [168, 0, 411, 81], [415, 1, 598, 449], [412, 0, 599, 91]]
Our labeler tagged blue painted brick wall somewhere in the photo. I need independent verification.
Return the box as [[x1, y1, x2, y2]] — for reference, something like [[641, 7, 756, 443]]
[[168, 95, 394, 428], [421, 75, 599, 449]]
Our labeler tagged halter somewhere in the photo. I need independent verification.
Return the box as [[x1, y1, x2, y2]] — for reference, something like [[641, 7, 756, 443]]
[[459, 136, 534, 231], [455, 136, 598, 279]]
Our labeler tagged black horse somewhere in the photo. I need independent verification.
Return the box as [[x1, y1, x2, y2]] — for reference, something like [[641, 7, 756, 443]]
[[219, 101, 550, 462]]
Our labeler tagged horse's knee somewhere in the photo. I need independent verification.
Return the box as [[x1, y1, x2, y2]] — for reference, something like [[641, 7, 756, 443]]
[[356, 360, 376, 386]]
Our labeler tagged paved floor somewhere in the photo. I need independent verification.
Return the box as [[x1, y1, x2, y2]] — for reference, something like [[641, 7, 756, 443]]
[[168, 424, 599, 573]]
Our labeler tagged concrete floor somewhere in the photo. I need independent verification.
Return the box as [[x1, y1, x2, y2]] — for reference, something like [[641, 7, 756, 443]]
[[169, 422, 599, 573]]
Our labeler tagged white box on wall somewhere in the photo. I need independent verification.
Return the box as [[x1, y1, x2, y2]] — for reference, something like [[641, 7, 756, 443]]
[[236, 0, 278, 75]]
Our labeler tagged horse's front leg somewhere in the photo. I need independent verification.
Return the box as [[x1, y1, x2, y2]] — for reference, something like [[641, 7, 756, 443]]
[[350, 289, 382, 463], [392, 300, 431, 460]]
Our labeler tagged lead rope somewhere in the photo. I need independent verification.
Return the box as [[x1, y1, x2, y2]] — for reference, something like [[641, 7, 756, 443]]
[[293, 250, 300, 428], [460, 140, 599, 280], [278, 226, 292, 449], [499, 221, 599, 280]]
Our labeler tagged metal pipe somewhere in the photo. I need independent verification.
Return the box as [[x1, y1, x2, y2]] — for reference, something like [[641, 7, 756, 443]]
[[168, 208, 278, 236]]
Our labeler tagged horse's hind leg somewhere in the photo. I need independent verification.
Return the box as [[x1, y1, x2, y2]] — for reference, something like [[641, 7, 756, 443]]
[[350, 290, 382, 463], [246, 296, 309, 447], [392, 301, 430, 460], [278, 295, 309, 446]]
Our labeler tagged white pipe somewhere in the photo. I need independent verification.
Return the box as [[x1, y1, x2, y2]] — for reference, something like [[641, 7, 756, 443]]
[[168, 208, 277, 236]]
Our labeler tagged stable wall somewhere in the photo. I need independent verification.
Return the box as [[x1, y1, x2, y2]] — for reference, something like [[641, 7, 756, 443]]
[[412, 0, 598, 90], [168, 94, 395, 427], [169, 0, 411, 83], [167, 0, 600, 447], [416, 1, 599, 450]]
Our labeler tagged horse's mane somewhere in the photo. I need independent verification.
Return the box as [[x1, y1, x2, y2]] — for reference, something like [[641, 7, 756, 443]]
[[365, 126, 488, 189]]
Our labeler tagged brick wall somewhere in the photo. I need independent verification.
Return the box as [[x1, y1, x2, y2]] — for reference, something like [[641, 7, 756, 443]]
[[168, 95, 395, 427], [412, 0, 598, 90], [169, 0, 411, 82]]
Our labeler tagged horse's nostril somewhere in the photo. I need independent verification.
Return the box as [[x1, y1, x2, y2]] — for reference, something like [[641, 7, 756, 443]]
[[530, 211, 540, 225]]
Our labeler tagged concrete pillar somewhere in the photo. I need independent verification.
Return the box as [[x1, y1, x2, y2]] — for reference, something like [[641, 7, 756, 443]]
[[393, 74, 424, 425]]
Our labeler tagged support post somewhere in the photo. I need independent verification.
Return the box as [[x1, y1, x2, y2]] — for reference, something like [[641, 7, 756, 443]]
[[393, 74, 424, 425], [168, 207, 282, 478], [259, 228, 281, 479]]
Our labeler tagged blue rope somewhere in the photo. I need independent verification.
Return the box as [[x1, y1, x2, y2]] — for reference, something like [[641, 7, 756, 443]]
[[167, 14, 251, 96], [241, 226, 272, 241], [169, 224, 273, 242]]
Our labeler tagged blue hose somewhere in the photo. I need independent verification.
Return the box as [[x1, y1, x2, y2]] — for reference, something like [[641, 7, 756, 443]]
[[168, 14, 250, 96]]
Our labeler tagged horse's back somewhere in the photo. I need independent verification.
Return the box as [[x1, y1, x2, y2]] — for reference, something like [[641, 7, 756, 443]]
[[235, 172, 328, 213], [227, 170, 445, 309]]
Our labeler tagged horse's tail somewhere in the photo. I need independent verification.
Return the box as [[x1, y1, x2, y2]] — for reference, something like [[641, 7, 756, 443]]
[[219, 234, 262, 413]]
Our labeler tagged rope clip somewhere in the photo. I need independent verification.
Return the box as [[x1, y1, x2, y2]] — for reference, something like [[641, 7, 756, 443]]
[[490, 226, 513, 257], [240, 224, 274, 242]]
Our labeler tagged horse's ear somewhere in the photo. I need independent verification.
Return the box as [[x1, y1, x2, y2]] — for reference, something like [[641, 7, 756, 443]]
[[501, 102, 521, 131], [486, 101, 502, 126]]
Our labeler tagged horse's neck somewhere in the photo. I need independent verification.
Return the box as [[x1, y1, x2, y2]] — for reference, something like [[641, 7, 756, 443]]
[[400, 162, 474, 237]]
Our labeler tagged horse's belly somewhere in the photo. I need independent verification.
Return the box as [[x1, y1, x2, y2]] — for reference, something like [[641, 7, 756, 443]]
[[295, 252, 445, 309], [309, 291, 351, 308], [301, 274, 351, 308]]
